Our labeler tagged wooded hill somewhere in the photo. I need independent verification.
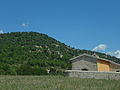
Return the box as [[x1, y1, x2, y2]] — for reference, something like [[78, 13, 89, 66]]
[[0, 32, 120, 75]]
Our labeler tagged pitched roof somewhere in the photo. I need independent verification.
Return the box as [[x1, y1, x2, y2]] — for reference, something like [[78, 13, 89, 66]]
[[70, 53, 97, 61], [98, 57, 120, 66], [70, 53, 120, 66]]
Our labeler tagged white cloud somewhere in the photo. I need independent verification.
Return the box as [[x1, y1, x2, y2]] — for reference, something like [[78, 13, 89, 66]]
[[0, 30, 4, 34], [93, 44, 107, 51], [93, 44, 120, 58], [114, 50, 120, 58], [21, 23, 29, 27], [106, 50, 120, 58]]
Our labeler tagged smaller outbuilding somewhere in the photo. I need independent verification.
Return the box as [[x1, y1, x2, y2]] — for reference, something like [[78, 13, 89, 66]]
[[70, 54, 120, 72]]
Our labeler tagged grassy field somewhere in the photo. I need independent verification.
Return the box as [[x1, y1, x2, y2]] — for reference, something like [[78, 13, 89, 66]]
[[0, 76, 120, 90]]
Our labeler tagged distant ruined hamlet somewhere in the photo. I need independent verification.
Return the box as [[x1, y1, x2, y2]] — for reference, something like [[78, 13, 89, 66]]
[[65, 54, 120, 80]]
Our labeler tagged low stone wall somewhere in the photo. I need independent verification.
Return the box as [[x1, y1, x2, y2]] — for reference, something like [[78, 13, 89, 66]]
[[65, 70, 120, 80]]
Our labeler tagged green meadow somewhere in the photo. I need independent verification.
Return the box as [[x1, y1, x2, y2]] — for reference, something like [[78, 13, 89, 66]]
[[0, 76, 120, 90]]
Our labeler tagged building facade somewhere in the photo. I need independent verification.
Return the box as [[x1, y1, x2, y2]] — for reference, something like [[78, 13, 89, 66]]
[[71, 54, 120, 72]]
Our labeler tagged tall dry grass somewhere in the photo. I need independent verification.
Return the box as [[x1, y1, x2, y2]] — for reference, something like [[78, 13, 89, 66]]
[[0, 76, 119, 90]]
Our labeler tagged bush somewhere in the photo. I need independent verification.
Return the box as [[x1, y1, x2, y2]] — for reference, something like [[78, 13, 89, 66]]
[[16, 65, 48, 75]]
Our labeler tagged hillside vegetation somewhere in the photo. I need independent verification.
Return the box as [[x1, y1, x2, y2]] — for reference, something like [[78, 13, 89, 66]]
[[0, 32, 120, 75]]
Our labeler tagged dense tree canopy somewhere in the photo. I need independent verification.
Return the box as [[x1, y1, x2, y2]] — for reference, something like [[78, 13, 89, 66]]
[[0, 32, 120, 75]]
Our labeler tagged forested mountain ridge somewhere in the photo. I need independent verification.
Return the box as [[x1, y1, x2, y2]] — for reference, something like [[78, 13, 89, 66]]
[[0, 32, 120, 75]]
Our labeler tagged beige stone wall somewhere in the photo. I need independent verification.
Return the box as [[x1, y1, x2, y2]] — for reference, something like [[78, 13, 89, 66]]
[[72, 56, 97, 71], [65, 70, 120, 80], [110, 63, 120, 72]]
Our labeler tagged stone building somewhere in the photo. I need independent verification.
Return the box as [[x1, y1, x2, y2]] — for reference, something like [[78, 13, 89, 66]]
[[70, 54, 120, 72]]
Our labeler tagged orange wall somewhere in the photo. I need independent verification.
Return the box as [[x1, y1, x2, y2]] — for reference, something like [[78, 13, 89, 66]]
[[97, 59, 110, 72]]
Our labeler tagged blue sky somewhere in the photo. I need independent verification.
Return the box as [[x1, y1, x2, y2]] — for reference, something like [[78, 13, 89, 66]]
[[0, 0, 120, 58]]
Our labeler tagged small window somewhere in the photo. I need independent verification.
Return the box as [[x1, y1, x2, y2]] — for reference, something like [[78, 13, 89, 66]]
[[116, 70, 120, 72], [81, 68, 88, 71]]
